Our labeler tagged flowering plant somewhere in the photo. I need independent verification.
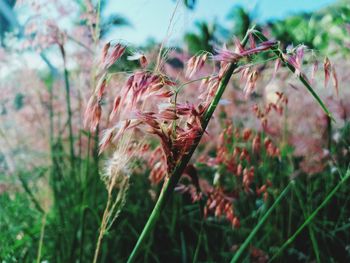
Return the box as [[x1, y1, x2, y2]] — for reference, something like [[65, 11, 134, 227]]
[[84, 26, 334, 262]]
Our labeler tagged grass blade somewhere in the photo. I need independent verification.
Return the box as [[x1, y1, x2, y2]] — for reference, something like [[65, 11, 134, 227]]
[[269, 169, 350, 262], [230, 181, 293, 263]]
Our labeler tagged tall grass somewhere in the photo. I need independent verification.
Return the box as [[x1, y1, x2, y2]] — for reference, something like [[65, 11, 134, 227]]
[[1, 2, 350, 263]]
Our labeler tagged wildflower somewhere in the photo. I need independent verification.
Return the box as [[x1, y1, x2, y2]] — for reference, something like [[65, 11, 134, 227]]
[[111, 120, 132, 145], [243, 70, 258, 98], [202, 76, 221, 103], [148, 146, 163, 166], [213, 46, 242, 63], [239, 148, 250, 162], [236, 163, 243, 176], [91, 104, 102, 131], [96, 76, 107, 100], [311, 60, 318, 84], [256, 184, 267, 195], [331, 65, 338, 96], [185, 53, 208, 78], [263, 192, 268, 202], [240, 67, 250, 83], [84, 95, 102, 131], [233, 146, 241, 158], [242, 128, 252, 141], [109, 96, 121, 121], [99, 128, 114, 154], [264, 137, 271, 150], [243, 166, 254, 192], [264, 137, 280, 157], [150, 161, 167, 184], [232, 217, 240, 228], [154, 90, 174, 98], [157, 108, 178, 120], [102, 43, 126, 70], [204, 188, 239, 227], [324, 57, 331, 88], [285, 45, 305, 76], [252, 134, 261, 153], [101, 42, 111, 64], [245, 40, 277, 55], [135, 111, 160, 130], [174, 123, 202, 153]]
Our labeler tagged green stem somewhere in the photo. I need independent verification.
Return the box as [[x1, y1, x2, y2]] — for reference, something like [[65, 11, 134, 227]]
[[269, 170, 350, 262], [230, 181, 293, 263], [59, 45, 75, 168], [79, 206, 88, 263], [127, 27, 255, 263], [36, 213, 47, 263], [192, 221, 204, 263], [94, 0, 102, 42], [17, 172, 45, 214]]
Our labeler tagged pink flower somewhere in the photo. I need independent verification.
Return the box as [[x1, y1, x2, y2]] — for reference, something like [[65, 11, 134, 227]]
[[90, 104, 102, 131], [102, 43, 126, 70], [331, 65, 339, 96], [252, 134, 261, 153], [99, 128, 114, 154], [213, 40, 276, 63], [185, 53, 208, 78], [213, 46, 242, 62], [285, 45, 305, 76], [311, 60, 319, 84], [101, 42, 111, 64], [324, 57, 331, 88], [243, 70, 258, 98], [96, 77, 107, 100], [157, 108, 178, 120], [84, 95, 98, 130], [109, 96, 121, 121]]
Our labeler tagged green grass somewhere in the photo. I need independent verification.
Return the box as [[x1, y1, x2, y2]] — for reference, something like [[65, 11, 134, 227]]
[[1, 122, 350, 262]]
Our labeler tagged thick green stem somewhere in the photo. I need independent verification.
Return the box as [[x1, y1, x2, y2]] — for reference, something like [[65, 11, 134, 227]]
[[230, 181, 293, 263], [127, 28, 254, 263]]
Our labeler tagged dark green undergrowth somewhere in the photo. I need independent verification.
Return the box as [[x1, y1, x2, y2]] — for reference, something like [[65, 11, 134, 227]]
[[1, 122, 350, 262]]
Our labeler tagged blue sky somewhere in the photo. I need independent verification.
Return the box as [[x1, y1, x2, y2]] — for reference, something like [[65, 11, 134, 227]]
[[105, 0, 336, 44]]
